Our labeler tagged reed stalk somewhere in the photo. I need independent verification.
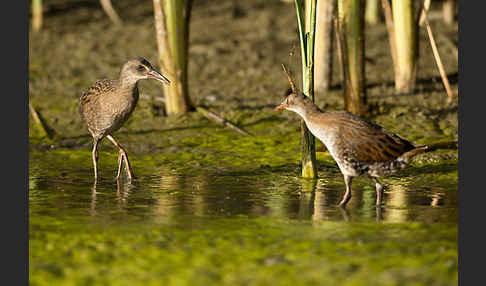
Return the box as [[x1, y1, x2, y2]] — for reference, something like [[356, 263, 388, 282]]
[[418, 0, 431, 26], [422, 10, 455, 102], [442, 0, 456, 25], [32, 0, 43, 32], [295, 0, 318, 179], [365, 0, 380, 25], [314, 0, 336, 96], [153, 0, 193, 115], [337, 0, 367, 115], [100, 0, 123, 26], [391, 0, 417, 93]]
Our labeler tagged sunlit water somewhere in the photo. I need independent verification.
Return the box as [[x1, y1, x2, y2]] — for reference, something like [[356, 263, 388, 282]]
[[29, 160, 457, 226], [29, 151, 458, 285]]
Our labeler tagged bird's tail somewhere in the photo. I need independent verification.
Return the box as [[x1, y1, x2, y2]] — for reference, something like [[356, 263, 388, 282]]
[[399, 145, 429, 161], [398, 140, 458, 163]]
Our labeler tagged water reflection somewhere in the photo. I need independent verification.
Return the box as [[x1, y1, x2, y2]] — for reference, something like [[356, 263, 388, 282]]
[[29, 165, 458, 226]]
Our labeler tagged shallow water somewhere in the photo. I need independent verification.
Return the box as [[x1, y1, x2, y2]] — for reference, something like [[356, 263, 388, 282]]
[[30, 162, 457, 225], [29, 149, 458, 286]]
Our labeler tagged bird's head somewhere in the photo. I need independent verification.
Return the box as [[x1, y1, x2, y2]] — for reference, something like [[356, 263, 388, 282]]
[[121, 57, 170, 85], [275, 91, 310, 115], [275, 64, 314, 118]]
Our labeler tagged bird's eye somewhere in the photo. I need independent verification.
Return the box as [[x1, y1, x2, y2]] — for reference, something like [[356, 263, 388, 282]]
[[136, 65, 146, 72]]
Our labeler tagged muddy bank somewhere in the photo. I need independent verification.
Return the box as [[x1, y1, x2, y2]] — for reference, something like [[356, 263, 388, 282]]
[[29, 0, 457, 156]]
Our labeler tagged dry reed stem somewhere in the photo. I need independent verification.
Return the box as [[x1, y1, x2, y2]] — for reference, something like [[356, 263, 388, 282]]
[[153, 0, 176, 79], [29, 101, 54, 139], [422, 10, 455, 102], [32, 0, 43, 31], [100, 0, 123, 26], [333, 17, 356, 104], [418, 0, 431, 26], [380, 0, 398, 80]]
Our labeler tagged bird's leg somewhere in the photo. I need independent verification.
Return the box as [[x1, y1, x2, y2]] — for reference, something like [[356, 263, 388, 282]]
[[106, 135, 135, 181], [372, 177, 384, 206], [92, 138, 100, 182], [339, 175, 353, 207], [115, 150, 124, 181]]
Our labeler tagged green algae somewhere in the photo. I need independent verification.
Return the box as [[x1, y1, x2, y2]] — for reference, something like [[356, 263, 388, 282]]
[[29, 216, 457, 286], [29, 141, 458, 285]]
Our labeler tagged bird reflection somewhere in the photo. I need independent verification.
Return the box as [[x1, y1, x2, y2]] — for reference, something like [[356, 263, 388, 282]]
[[299, 178, 389, 222], [90, 180, 98, 216], [90, 178, 132, 216], [338, 206, 350, 222], [382, 184, 409, 222], [375, 206, 383, 222], [115, 179, 132, 206]]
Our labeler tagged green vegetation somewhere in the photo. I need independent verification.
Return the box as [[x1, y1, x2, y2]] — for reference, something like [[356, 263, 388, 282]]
[[337, 0, 367, 115], [293, 0, 318, 178], [30, 216, 457, 286]]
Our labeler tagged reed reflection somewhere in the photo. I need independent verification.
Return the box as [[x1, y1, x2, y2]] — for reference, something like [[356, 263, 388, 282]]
[[28, 164, 457, 225]]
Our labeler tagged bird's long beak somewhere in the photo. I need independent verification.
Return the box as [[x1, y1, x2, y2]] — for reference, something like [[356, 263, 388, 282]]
[[148, 70, 170, 85], [275, 102, 287, 111]]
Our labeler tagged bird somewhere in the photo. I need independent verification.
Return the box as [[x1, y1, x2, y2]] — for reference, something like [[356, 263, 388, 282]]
[[79, 57, 170, 182], [275, 65, 428, 207]]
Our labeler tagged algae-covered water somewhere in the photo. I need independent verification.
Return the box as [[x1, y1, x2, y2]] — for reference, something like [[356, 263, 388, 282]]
[[30, 154, 458, 286], [29, 0, 458, 285], [29, 143, 458, 285]]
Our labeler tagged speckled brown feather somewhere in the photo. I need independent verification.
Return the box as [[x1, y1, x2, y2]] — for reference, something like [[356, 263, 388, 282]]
[[318, 111, 416, 163], [277, 93, 427, 177], [79, 57, 169, 182], [79, 79, 117, 119]]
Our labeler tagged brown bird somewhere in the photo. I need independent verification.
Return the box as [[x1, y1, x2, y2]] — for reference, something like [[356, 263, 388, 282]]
[[79, 57, 170, 182], [275, 67, 428, 207]]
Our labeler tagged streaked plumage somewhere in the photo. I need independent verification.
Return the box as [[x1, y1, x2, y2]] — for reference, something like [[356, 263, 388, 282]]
[[79, 57, 170, 182]]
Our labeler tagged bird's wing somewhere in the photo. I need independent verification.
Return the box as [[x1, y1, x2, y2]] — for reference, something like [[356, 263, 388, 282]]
[[79, 79, 116, 116], [332, 112, 416, 163]]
